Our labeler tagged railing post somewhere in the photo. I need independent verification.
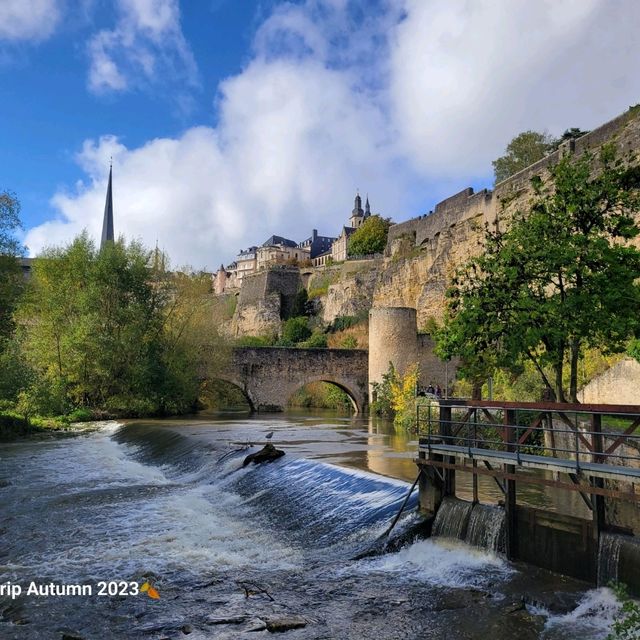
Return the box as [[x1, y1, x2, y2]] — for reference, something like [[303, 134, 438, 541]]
[[590, 413, 605, 540], [504, 408, 518, 560], [439, 402, 455, 497]]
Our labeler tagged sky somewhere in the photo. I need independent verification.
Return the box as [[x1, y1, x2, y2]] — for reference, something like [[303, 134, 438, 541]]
[[1, 0, 639, 270]]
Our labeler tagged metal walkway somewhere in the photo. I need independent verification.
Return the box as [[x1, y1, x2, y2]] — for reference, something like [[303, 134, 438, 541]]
[[419, 441, 640, 483]]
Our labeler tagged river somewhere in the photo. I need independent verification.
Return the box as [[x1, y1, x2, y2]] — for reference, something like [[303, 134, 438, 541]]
[[0, 411, 623, 639]]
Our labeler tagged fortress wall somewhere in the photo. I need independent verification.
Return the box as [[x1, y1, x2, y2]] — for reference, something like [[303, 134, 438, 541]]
[[417, 334, 458, 392], [378, 109, 640, 325], [388, 109, 640, 257]]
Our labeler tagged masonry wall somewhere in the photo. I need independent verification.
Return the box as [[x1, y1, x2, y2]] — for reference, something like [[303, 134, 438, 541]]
[[578, 358, 640, 405], [232, 267, 302, 336], [379, 109, 640, 327]]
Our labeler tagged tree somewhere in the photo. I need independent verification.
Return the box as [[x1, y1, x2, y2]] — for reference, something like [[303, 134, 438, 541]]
[[17, 234, 220, 416], [0, 192, 25, 344], [438, 145, 640, 403], [492, 131, 554, 184], [347, 215, 391, 256]]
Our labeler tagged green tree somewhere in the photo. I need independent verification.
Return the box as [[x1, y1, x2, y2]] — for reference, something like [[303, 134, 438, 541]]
[[17, 234, 218, 416], [0, 192, 25, 345], [347, 215, 391, 256], [439, 145, 640, 403], [492, 131, 554, 184]]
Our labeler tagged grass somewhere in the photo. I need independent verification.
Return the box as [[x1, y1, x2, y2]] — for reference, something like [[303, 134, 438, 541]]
[[0, 407, 99, 441]]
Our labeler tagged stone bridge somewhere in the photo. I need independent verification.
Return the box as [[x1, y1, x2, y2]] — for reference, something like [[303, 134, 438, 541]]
[[216, 347, 369, 413]]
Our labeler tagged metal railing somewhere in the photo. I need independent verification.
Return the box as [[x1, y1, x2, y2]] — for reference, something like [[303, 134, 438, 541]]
[[417, 400, 640, 473]]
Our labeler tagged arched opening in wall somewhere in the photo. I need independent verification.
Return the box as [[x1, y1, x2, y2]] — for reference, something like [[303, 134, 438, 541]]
[[200, 379, 254, 413], [287, 381, 357, 414]]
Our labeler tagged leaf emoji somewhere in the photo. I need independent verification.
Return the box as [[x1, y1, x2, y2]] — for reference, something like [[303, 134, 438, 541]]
[[147, 586, 160, 600], [140, 582, 150, 593]]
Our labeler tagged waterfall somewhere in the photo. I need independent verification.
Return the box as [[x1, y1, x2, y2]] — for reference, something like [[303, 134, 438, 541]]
[[596, 532, 640, 587], [465, 504, 506, 553], [432, 498, 473, 540], [432, 499, 506, 554]]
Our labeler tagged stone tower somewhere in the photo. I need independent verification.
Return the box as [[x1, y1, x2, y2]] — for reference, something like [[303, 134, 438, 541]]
[[214, 264, 227, 295], [368, 307, 419, 402], [100, 163, 114, 251], [350, 191, 365, 228]]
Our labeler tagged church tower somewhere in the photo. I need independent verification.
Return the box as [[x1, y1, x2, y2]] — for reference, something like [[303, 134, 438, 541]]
[[350, 191, 365, 228], [100, 162, 114, 250]]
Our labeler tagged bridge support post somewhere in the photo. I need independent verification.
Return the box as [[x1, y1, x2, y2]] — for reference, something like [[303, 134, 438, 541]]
[[439, 403, 455, 497], [504, 409, 518, 561], [418, 451, 444, 515], [590, 413, 606, 540]]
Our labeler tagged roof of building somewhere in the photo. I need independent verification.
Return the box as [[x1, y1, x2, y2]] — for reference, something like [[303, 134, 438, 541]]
[[261, 235, 298, 248]]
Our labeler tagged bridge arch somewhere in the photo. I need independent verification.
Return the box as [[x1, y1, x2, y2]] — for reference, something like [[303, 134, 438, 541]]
[[285, 377, 363, 414], [207, 376, 257, 412]]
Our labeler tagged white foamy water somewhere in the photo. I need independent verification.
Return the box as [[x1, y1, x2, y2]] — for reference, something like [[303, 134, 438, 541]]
[[538, 587, 622, 639], [357, 537, 512, 588]]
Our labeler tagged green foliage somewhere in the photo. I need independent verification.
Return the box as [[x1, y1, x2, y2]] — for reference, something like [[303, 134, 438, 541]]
[[370, 362, 398, 417], [607, 582, 640, 640], [288, 381, 352, 411], [279, 316, 312, 346], [339, 335, 358, 349], [493, 130, 554, 184], [347, 215, 391, 256], [290, 288, 309, 318], [16, 234, 220, 417], [201, 379, 251, 411], [439, 145, 640, 402], [235, 335, 277, 347], [628, 339, 640, 364], [307, 271, 337, 299], [329, 315, 363, 333], [0, 338, 33, 402], [300, 330, 328, 348], [0, 192, 25, 347]]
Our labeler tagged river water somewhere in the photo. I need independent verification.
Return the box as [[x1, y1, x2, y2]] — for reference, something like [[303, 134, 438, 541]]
[[0, 411, 623, 639]]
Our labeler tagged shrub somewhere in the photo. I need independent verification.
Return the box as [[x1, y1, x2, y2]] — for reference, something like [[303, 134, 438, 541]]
[[339, 335, 358, 349], [279, 316, 312, 346], [301, 331, 328, 348], [236, 335, 277, 347]]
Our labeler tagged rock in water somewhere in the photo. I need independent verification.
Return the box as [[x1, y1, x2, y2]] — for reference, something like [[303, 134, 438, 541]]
[[263, 615, 307, 633], [242, 443, 285, 467]]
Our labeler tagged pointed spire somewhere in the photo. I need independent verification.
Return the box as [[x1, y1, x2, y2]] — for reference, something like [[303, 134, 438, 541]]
[[100, 160, 114, 251], [365, 194, 371, 216]]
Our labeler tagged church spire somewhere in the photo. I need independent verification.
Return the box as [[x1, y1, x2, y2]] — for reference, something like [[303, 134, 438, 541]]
[[100, 161, 114, 251], [365, 194, 371, 216]]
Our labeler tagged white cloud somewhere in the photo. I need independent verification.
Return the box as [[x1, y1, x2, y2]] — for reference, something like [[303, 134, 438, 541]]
[[390, 0, 640, 175], [0, 0, 61, 41], [87, 0, 197, 93], [26, 57, 408, 268], [25, 0, 640, 267]]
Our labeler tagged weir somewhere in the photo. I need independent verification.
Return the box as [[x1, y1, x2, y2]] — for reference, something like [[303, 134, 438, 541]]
[[416, 399, 640, 592]]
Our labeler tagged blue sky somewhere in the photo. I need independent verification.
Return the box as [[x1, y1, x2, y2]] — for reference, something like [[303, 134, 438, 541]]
[[1, 0, 639, 269]]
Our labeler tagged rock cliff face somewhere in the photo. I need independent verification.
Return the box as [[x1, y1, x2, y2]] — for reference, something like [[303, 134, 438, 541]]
[[321, 268, 379, 324]]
